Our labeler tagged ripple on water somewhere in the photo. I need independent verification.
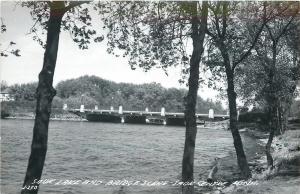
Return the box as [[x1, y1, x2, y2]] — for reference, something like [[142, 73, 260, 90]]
[[1, 120, 235, 194]]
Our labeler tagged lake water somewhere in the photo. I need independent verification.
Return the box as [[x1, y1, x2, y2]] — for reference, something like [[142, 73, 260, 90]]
[[1, 119, 237, 194]]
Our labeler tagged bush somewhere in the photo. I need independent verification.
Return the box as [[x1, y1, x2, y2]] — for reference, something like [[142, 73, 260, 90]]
[[238, 111, 269, 124], [1, 109, 10, 118]]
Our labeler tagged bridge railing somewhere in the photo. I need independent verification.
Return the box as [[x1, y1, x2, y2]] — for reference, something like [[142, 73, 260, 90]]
[[67, 107, 229, 119]]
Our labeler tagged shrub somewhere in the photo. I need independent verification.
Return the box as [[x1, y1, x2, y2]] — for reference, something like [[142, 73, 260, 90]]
[[238, 111, 269, 124]]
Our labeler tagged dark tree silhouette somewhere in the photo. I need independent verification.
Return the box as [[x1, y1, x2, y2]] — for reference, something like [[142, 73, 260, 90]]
[[205, 1, 268, 178], [18, 1, 102, 193]]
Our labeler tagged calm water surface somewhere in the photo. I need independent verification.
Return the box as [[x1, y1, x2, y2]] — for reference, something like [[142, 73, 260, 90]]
[[1, 119, 236, 194]]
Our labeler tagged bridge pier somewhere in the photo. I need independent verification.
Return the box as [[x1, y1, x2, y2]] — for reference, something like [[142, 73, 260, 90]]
[[124, 115, 147, 124], [161, 107, 165, 116], [86, 113, 121, 123], [119, 106, 123, 114], [80, 105, 85, 113], [166, 117, 185, 126], [163, 119, 166, 125], [209, 109, 214, 119]]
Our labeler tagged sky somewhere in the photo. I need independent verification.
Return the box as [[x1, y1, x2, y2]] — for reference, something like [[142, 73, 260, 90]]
[[0, 1, 222, 103]]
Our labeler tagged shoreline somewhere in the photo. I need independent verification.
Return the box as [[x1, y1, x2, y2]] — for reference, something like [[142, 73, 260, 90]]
[[209, 128, 266, 182], [214, 126, 300, 194], [2, 116, 87, 122]]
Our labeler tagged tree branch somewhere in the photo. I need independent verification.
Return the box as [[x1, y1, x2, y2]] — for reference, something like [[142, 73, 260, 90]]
[[221, 2, 228, 38], [255, 46, 272, 70], [275, 17, 295, 42], [206, 28, 217, 40], [232, 23, 265, 70], [266, 24, 275, 42], [232, 3, 268, 70], [63, 1, 90, 13], [213, 3, 222, 37]]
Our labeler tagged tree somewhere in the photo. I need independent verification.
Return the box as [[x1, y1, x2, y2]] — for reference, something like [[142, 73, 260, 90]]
[[54, 75, 225, 113], [235, 2, 300, 168], [0, 80, 8, 91], [64, 95, 98, 109], [9, 82, 38, 101], [96, 1, 208, 193], [18, 1, 102, 193], [204, 1, 268, 178], [182, 4, 208, 193], [10, 2, 215, 193]]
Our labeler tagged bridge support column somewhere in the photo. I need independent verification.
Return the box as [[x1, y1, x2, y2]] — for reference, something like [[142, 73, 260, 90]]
[[209, 109, 214, 119], [161, 107, 165, 116], [163, 119, 166, 125], [119, 106, 123, 114], [80, 105, 85, 113]]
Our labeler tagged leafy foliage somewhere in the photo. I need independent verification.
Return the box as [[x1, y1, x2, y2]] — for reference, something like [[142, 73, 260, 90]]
[[3, 76, 226, 114], [0, 18, 21, 57], [56, 75, 226, 113], [8, 82, 38, 101], [235, 2, 300, 109], [20, 1, 104, 49], [204, 1, 267, 84], [95, 1, 195, 81], [64, 95, 98, 109], [0, 80, 8, 91]]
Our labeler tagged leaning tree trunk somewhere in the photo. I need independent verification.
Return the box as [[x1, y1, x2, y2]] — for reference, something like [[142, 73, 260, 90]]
[[264, 42, 279, 169], [22, 8, 64, 194], [266, 106, 277, 168], [226, 69, 251, 179], [182, 2, 208, 194]]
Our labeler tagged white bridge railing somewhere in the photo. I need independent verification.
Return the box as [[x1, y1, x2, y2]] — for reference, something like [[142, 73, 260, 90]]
[[65, 104, 229, 119]]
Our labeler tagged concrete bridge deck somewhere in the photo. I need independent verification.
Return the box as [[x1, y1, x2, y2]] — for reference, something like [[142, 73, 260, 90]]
[[67, 107, 229, 126]]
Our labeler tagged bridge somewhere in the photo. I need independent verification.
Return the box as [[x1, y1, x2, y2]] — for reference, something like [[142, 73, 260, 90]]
[[66, 105, 229, 126]]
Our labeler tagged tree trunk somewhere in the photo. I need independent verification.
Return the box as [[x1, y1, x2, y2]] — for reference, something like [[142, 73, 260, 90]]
[[207, 158, 219, 183], [282, 107, 288, 133], [226, 70, 251, 179], [266, 107, 276, 168], [22, 8, 64, 194], [277, 106, 283, 135], [264, 41, 278, 169], [182, 2, 208, 194]]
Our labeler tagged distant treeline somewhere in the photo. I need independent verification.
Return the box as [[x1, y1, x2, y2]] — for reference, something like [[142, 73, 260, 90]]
[[1, 76, 227, 114]]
